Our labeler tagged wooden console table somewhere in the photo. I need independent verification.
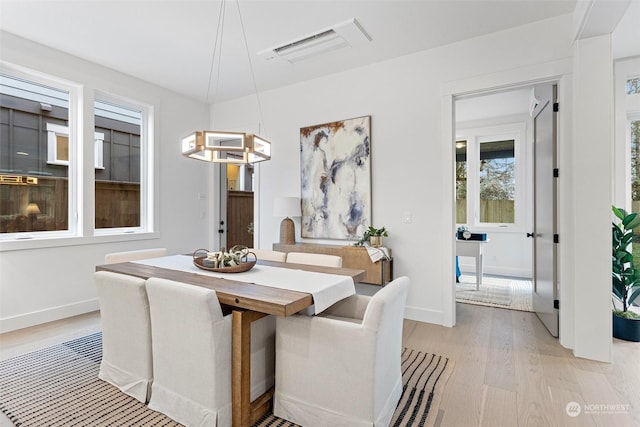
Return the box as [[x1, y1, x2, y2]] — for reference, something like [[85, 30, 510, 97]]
[[273, 242, 393, 285]]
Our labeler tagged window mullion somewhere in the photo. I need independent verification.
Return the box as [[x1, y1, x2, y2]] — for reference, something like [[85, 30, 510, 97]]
[[468, 136, 479, 227]]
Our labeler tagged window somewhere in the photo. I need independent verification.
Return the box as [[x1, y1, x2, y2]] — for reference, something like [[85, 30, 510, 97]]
[[94, 98, 145, 230], [46, 123, 104, 168], [614, 59, 640, 259], [479, 139, 515, 223], [0, 72, 74, 234], [0, 66, 154, 241], [630, 116, 640, 211], [627, 78, 640, 95], [455, 124, 525, 229], [628, 75, 640, 212], [455, 141, 467, 224], [614, 59, 640, 213]]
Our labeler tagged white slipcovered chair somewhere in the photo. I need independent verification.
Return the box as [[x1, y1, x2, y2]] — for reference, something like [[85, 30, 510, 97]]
[[145, 277, 274, 426], [249, 248, 287, 262], [94, 271, 153, 403], [274, 276, 410, 427], [104, 247, 168, 264], [285, 251, 342, 268]]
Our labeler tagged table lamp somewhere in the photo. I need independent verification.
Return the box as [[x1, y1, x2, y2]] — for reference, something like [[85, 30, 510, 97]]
[[274, 196, 300, 244], [26, 203, 41, 216], [26, 202, 40, 231]]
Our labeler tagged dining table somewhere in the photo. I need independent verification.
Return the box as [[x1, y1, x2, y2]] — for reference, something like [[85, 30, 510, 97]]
[[96, 254, 366, 427]]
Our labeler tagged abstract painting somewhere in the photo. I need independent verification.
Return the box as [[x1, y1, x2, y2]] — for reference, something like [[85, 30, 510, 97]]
[[300, 115, 371, 239]]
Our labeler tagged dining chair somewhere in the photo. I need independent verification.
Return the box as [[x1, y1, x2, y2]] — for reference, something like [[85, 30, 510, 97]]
[[285, 251, 343, 268], [145, 277, 274, 426], [249, 248, 287, 262], [104, 247, 168, 264], [94, 271, 153, 403], [274, 276, 410, 427]]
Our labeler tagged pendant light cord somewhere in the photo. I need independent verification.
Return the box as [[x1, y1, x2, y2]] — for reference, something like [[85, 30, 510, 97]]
[[205, 1, 267, 135], [207, 0, 226, 123], [236, 0, 266, 136]]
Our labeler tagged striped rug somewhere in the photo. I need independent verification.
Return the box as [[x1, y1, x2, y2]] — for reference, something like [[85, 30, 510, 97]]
[[0, 333, 453, 427]]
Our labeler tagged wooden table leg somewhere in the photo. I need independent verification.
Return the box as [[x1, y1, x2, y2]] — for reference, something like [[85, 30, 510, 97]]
[[231, 310, 271, 427]]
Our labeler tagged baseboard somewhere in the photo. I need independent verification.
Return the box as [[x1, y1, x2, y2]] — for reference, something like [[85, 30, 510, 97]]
[[404, 305, 447, 326], [458, 263, 532, 278], [0, 299, 100, 333]]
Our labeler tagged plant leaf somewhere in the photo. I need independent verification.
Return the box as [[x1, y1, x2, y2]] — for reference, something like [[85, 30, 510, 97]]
[[623, 212, 639, 227], [613, 284, 625, 301], [626, 215, 640, 229], [628, 286, 640, 306], [613, 205, 626, 220]]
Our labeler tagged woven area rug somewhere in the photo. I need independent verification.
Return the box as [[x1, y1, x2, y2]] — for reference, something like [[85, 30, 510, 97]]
[[456, 274, 533, 312], [0, 333, 453, 427]]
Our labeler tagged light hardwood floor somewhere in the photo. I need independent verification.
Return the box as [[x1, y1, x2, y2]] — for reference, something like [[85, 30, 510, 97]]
[[1, 304, 638, 427], [404, 303, 640, 427]]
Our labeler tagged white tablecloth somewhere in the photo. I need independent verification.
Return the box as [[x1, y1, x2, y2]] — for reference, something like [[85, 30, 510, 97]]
[[133, 254, 355, 314]]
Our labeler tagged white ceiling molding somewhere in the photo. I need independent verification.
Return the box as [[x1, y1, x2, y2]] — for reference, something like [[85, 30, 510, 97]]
[[573, 0, 631, 41]]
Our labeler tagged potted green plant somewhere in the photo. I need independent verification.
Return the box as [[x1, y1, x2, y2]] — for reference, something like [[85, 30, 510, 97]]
[[611, 205, 640, 341], [354, 226, 388, 247]]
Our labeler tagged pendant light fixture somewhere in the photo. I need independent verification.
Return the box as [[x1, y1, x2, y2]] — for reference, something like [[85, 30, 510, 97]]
[[181, 0, 271, 164]]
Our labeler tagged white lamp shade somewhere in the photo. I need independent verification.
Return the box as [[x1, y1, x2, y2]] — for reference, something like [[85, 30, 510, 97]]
[[274, 197, 300, 218]]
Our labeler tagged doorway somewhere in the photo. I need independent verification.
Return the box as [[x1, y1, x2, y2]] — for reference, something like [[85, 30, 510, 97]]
[[218, 163, 255, 250], [453, 84, 559, 336]]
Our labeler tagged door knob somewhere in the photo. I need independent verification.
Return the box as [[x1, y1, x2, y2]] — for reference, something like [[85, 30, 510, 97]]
[[526, 232, 535, 238]]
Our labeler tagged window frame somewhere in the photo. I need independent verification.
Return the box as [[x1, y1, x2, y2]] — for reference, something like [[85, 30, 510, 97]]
[[455, 122, 527, 232], [93, 91, 154, 236], [614, 57, 640, 209], [0, 62, 158, 250], [46, 122, 104, 169], [0, 63, 81, 241]]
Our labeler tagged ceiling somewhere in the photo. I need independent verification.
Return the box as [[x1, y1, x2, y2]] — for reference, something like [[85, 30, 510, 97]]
[[456, 88, 533, 123], [0, 0, 598, 105]]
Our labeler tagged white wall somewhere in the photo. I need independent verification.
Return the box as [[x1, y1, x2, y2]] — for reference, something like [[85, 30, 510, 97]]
[[0, 33, 212, 332], [214, 12, 625, 361], [212, 14, 575, 328], [571, 34, 614, 362]]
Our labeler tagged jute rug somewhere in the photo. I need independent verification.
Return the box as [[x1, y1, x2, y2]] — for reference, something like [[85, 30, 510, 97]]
[[456, 274, 533, 312], [0, 333, 453, 427]]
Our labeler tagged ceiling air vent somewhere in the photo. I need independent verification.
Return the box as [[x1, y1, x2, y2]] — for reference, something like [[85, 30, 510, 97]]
[[258, 18, 371, 64]]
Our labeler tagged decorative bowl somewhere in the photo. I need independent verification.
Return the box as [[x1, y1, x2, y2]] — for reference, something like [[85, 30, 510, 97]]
[[192, 247, 257, 273]]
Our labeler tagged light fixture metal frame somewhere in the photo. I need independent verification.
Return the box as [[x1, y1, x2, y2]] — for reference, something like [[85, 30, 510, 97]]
[[181, 130, 271, 164]]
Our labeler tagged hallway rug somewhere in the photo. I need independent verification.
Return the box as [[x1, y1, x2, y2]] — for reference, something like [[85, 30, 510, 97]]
[[0, 333, 453, 427], [456, 274, 533, 312]]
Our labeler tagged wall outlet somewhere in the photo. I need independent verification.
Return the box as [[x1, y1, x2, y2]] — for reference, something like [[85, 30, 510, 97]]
[[403, 211, 412, 223]]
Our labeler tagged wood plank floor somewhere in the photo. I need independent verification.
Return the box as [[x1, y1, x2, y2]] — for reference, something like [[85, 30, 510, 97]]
[[403, 303, 640, 427], [1, 304, 638, 427]]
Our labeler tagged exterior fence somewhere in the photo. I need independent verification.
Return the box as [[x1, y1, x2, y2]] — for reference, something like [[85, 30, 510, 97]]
[[1, 178, 139, 232], [456, 199, 515, 225]]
